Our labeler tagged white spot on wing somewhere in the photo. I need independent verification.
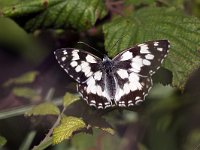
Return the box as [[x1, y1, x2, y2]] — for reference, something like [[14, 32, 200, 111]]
[[145, 54, 154, 60], [129, 72, 142, 90], [157, 48, 163, 51], [62, 57, 66, 61], [94, 71, 102, 81], [128, 100, 133, 104], [89, 103, 96, 107], [128, 103, 134, 106], [120, 51, 133, 61], [129, 72, 139, 82], [81, 61, 89, 68], [63, 50, 67, 55], [98, 105, 103, 109], [86, 77, 96, 94], [139, 44, 150, 53], [82, 66, 91, 77], [72, 52, 80, 60], [90, 100, 96, 104], [96, 85, 103, 96], [135, 96, 140, 100], [115, 88, 124, 101], [123, 83, 130, 94], [130, 56, 143, 73], [117, 69, 129, 79], [70, 61, 78, 67], [86, 55, 97, 63], [154, 42, 159, 46], [135, 100, 143, 105], [86, 71, 93, 77], [75, 65, 81, 72], [143, 59, 151, 66]]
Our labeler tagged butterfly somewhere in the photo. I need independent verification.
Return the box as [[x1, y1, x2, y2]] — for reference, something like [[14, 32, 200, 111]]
[[54, 40, 170, 109]]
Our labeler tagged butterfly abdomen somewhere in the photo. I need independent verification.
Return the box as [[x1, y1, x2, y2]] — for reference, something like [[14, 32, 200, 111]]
[[102, 56, 117, 101]]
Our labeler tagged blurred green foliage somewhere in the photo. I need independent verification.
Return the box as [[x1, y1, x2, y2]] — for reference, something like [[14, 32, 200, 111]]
[[0, 135, 7, 147], [25, 102, 60, 116], [0, 0, 200, 150], [3, 71, 38, 87]]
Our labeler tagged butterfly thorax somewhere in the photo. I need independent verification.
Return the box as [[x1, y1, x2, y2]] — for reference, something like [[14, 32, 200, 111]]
[[101, 55, 117, 101]]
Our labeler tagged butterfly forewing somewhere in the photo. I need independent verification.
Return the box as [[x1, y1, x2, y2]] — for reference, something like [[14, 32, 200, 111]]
[[113, 40, 170, 76], [54, 48, 102, 83]]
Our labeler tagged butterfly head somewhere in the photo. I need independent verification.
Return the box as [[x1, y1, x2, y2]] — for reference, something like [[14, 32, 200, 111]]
[[102, 55, 114, 74], [103, 54, 111, 61]]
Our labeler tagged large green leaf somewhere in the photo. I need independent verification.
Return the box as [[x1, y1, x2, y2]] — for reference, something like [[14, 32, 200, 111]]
[[103, 7, 200, 89], [2, 0, 107, 31], [53, 116, 86, 144]]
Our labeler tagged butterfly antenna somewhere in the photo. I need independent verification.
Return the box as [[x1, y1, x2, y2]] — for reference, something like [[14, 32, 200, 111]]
[[77, 41, 103, 55], [109, 34, 128, 52]]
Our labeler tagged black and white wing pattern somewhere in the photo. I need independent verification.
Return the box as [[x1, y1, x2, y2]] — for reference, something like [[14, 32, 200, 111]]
[[113, 40, 170, 76], [54, 48, 112, 108], [54, 40, 170, 109], [112, 40, 170, 107], [54, 48, 101, 83]]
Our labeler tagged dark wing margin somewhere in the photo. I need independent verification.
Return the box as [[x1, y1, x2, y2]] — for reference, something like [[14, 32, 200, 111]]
[[112, 40, 170, 76], [54, 48, 102, 83]]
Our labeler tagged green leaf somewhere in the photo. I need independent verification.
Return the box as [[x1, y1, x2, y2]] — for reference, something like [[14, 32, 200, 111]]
[[3, 71, 38, 87], [25, 102, 60, 116], [103, 7, 200, 89], [0, 136, 7, 147], [63, 92, 80, 108], [125, 0, 156, 5], [2, 0, 107, 31], [53, 116, 86, 144], [12, 87, 40, 101]]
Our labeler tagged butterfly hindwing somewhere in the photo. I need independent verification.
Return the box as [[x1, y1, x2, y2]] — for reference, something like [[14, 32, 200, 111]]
[[77, 80, 113, 109], [54, 48, 102, 83], [114, 72, 152, 107]]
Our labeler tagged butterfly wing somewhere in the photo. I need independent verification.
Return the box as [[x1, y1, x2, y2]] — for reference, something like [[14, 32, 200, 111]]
[[54, 48, 102, 83], [77, 75, 113, 109], [114, 73, 152, 107], [54, 48, 113, 109], [112, 40, 170, 107], [113, 40, 170, 76]]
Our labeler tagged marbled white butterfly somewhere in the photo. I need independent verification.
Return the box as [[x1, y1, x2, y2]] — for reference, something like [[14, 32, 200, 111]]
[[54, 40, 170, 109]]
